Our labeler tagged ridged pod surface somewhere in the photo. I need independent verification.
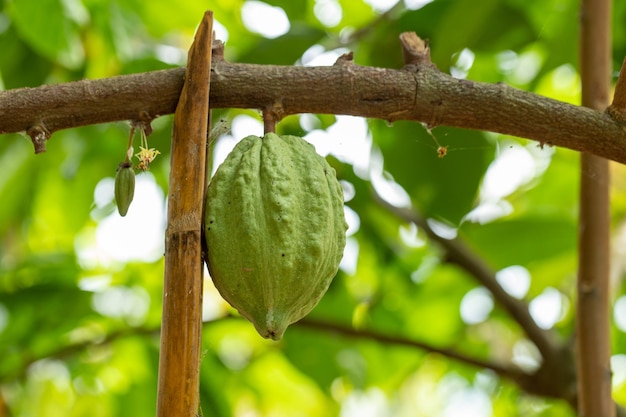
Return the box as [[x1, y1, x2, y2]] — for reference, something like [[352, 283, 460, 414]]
[[205, 133, 347, 340]]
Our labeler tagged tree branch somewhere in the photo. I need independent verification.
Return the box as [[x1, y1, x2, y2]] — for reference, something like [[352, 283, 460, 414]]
[[295, 317, 528, 383], [0, 325, 160, 383], [1, 35, 626, 163], [373, 191, 586, 403], [0, 315, 527, 394], [3, 314, 623, 415], [372, 192, 559, 359]]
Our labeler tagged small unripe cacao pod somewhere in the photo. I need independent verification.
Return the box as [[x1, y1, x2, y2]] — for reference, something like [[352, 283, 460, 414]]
[[115, 162, 135, 217], [204, 133, 347, 340]]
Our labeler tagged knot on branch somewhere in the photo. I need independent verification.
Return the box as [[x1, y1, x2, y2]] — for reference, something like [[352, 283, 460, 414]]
[[131, 110, 155, 137], [212, 39, 225, 61], [606, 105, 626, 129], [27, 124, 50, 154], [334, 52, 354, 66], [399, 32, 434, 68]]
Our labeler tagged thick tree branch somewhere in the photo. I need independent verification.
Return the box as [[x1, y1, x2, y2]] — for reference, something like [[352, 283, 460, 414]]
[[1, 35, 626, 163]]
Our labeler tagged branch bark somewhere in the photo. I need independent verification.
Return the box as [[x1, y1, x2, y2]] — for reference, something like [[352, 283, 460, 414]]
[[2, 34, 626, 163]]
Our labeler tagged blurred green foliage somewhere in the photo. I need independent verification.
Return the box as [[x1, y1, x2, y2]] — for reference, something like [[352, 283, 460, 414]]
[[2, 0, 626, 416]]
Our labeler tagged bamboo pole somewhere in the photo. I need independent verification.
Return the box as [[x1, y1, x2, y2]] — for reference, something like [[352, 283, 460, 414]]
[[157, 11, 213, 417], [576, 0, 613, 415]]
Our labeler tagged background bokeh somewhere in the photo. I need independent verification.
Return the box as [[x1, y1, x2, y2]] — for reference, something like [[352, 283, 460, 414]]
[[2, 0, 626, 415]]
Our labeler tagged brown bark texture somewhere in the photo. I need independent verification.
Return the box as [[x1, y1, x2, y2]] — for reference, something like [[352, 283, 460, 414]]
[[157, 11, 212, 417], [1, 33, 626, 163], [576, 0, 614, 415]]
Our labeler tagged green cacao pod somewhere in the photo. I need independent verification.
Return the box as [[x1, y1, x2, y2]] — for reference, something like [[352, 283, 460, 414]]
[[115, 162, 135, 217], [204, 133, 347, 340]]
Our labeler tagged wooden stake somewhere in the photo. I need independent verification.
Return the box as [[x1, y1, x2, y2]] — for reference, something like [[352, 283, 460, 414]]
[[577, 0, 614, 415], [157, 11, 213, 417]]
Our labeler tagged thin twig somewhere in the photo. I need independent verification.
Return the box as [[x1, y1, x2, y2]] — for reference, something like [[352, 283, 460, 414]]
[[372, 191, 560, 364], [2, 313, 624, 415], [296, 317, 528, 382], [1, 315, 527, 387], [0, 326, 160, 383]]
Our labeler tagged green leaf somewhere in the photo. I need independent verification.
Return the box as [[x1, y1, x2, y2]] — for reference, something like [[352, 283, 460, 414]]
[[9, 0, 85, 68], [282, 328, 346, 390], [0, 28, 54, 88], [460, 217, 577, 268], [0, 140, 36, 236]]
